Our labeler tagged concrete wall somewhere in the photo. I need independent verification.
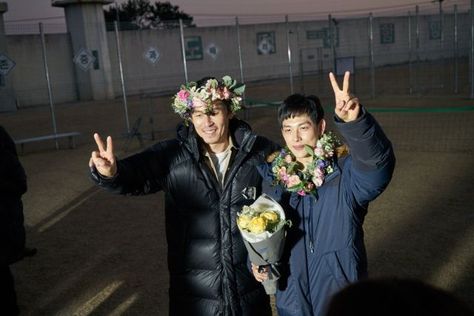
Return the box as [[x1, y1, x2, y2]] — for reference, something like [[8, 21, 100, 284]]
[[7, 33, 76, 107], [5, 12, 471, 108], [107, 27, 185, 95]]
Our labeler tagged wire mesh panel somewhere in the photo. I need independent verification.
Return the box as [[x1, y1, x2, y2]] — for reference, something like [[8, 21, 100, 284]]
[[3, 5, 472, 106], [0, 2, 472, 148]]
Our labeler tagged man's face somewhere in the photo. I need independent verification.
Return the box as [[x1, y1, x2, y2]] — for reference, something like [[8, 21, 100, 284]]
[[191, 99, 232, 153], [281, 113, 325, 164]]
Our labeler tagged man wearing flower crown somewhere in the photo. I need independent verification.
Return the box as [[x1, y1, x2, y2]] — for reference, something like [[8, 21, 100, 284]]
[[89, 76, 276, 315], [253, 72, 396, 316]]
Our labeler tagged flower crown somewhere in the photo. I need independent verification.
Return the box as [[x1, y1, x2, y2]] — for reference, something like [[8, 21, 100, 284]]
[[171, 75, 246, 120]]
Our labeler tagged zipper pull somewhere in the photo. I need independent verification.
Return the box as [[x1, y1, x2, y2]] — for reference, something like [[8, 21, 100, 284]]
[[309, 240, 314, 253]]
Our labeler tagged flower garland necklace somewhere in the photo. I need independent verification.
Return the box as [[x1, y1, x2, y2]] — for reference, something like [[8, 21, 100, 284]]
[[270, 131, 341, 196]]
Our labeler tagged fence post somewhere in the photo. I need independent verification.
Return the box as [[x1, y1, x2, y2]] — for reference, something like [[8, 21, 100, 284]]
[[415, 5, 420, 95], [179, 19, 188, 83], [454, 5, 458, 94], [438, 0, 445, 90], [39, 22, 59, 149], [235, 16, 247, 118], [114, 21, 130, 135], [235, 17, 245, 87], [285, 15, 294, 94], [471, 0, 474, 99], [329, 14, 336, 72], [368, 13, 375, 99], [408, 11, 413, 95]]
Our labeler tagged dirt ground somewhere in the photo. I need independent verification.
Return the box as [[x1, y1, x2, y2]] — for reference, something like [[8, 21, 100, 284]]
[[1, 86, 474, 315]]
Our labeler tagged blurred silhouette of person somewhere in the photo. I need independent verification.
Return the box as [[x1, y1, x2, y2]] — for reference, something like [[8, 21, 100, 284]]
[[0, 126, 36, 315], [326, 277, 473, 316]]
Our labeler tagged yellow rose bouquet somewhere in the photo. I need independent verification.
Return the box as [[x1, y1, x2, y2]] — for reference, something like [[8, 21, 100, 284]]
[[237, 194, 290, 294], [237, 207, 280, 234]]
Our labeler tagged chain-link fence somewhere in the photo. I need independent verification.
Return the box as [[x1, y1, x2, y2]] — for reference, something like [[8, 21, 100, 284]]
[[1, 3, 473, 153], [4, 4, 472, 103]]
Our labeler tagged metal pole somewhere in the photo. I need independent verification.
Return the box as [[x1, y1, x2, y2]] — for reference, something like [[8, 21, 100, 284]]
[[299, 48, 305, 93], [114, 21, 130, 134], [39, 22, 59, 149], [369, 13, 375, 99], [179, 19, 189, 83], [471, 0, 474, 99], [454, 5, 458, 94], [329, 14, 336, 72], [235, 16, 247, 119], [235, 17, 245, 85], [415, 5, 420, 94], [439, 0, 444, 45], [115, 0, 120, 23], [285, 15, 294, 94], [439, 0, 444, 89], [408, 11, 413, 95]]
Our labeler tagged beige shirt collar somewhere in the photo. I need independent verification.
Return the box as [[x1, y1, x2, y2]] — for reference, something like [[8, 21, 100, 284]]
[[203, 136, 236, 185]]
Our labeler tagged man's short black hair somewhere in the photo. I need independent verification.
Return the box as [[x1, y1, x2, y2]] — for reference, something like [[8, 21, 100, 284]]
[[278, 94, 324, 128], [196, 76, 216, 88]]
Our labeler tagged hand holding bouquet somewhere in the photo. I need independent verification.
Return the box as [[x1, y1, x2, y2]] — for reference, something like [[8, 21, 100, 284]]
[[237, 194, 290, 294]]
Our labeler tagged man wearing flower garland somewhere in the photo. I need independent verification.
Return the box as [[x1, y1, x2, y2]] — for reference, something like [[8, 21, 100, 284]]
[[89, 76, 276, 315], [253, 72, 395, 316]]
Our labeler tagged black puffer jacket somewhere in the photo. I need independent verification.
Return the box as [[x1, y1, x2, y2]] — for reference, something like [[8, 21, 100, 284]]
[[0, 126, 27, 266], [92, 119, 276, 316]]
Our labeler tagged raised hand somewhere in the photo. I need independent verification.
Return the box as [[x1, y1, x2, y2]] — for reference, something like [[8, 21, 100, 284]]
[[89, 133, 117, 178], [329, 71, 360, 122]]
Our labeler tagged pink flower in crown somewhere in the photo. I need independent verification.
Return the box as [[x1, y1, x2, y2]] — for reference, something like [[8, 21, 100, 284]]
[[287, 175, 302, 188], [284, 154, 293, 164], [177, 90, 190, 101], [297, 190, 306, 196], [216, 87, 226, 99], [222, 86, 231, 99], [192, 97, 206, 109]]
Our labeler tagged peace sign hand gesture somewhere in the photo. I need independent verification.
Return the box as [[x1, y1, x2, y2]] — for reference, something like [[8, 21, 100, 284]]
[[89, 133, 117, 178], [329, 71, 360, 122]]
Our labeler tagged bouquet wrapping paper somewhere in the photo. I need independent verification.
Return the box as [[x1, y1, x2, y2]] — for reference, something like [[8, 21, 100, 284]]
[[238, 193, 288, 294]]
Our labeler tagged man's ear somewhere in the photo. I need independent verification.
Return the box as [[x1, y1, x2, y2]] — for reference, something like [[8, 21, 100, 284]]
[[318, 119, 326, 135]]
